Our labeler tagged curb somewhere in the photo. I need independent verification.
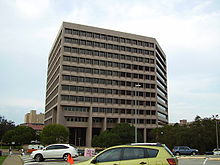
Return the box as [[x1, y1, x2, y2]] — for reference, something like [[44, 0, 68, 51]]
[[178, 156, 220, 161], [209, 158, 220, 161]]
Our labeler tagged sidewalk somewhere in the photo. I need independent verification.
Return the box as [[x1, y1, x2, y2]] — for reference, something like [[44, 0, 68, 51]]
[[2, 155, 23, 165]]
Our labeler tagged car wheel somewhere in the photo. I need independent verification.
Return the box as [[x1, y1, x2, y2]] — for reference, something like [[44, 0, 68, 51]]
[[63, 153, 69, 161], [35, 154, 43, 162], [192, 152, 196, 156], [176, 152, 180, 156]]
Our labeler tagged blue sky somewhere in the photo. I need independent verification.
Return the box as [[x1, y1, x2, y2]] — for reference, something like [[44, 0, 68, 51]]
[[0, 0, 220, 125]]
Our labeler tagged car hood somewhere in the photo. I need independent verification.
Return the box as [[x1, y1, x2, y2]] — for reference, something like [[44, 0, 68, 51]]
[[76, 159, 91, 165]]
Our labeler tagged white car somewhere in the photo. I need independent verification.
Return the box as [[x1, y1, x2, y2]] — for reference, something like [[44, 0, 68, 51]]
[[213, 148, 220, 155], [30, 144, 78, 162]]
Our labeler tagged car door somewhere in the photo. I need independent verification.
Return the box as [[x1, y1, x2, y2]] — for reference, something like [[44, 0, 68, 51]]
[[43, 145, 57, 158], [54, 145, 68, 158], [184, 147, 190, 155], [179, 147, 186, 155], [120, 147, 149, 165], [91, 148, 122, 165]]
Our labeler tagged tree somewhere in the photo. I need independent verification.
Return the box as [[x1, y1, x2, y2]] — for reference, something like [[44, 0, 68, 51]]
[[92, 123, 136, 148], [2, 126, 36, 145], [149, 116, 218, 153], [0, 115, 15, 141], [40, 124, 69, 145]]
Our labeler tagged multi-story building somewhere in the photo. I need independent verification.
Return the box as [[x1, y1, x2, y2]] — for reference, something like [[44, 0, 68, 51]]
[[45, 22, 168, 147], [24, 110, 44, 124]]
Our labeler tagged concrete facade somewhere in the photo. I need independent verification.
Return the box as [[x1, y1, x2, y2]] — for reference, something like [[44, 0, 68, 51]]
[[45, 22, 168, 147]]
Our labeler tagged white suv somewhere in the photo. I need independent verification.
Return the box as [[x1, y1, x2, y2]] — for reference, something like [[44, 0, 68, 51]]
[[30, 144, 78, 162]]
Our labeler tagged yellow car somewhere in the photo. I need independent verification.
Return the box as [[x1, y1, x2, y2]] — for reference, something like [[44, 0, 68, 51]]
[[77, 143, 178, 165]]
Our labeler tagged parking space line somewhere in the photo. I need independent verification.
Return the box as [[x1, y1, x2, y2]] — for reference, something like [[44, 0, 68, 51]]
[[203, 158, 208, 165]]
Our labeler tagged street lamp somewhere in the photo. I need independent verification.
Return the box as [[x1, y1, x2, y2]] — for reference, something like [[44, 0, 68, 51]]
[[135, 84, 141, 143], [212, 115, 219, 150]]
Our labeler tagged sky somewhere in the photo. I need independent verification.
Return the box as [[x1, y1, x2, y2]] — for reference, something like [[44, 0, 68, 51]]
[[0, 0, 220, 125]]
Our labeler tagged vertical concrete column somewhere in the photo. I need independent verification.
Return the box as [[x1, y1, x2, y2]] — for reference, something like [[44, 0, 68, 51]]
[[144, 128, 147, 143], [102, 117, 107, 132], [117, 118, 121, 124], [86, 107, 93, 147]]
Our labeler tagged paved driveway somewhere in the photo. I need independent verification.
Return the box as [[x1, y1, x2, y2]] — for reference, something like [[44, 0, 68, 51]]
[[22, 155, 220, 165]]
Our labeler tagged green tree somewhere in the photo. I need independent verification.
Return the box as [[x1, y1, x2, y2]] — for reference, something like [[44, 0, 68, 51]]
[[40, 124, 69, 145], [0, 115, 15, 141], [92, 123, 137, 148], [149, 116, 218, 153], [2, 126, 36, 145]]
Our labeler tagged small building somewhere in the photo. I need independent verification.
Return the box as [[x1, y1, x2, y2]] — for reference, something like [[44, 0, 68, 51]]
[[24, 110, 44, 124]]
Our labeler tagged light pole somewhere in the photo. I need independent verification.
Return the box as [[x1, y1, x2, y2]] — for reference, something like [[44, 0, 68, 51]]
[[135, 84, 141, 143], [212, 115, 219, 150]]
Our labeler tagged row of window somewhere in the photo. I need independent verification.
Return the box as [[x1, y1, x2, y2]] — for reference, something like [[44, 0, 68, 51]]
[[92, 107, 156, 115], [63, 106, 156, 116], [62, 75, 156, 89], [158, 111, 168, 119], [121, 118, 156, 124], [61, 95, 156, 106], [63, 65, 155, 80], [63, 106, 89, 112], [64, 28, 154, 48], [63, 56, 155, 71], [157, 103, 167, 112], [66, 117, 88, 122], [64, 46, 154, 63], [65, 116, 156, 125], [62, 85, 156, 98], [64, 37, 154, 56]]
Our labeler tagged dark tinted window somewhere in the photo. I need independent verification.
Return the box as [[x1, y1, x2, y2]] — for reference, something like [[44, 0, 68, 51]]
[[46, 145, 57, 150], [96, 148, 122, 163], [147, 148, 158, 158], [55, 145, 69, 149], [122, 147, 146, 160]]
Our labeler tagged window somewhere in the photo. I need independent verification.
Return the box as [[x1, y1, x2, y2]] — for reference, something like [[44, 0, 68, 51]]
[[147, 148, 158, 158], [122, 147, 146, 160], [96, 148, 122, 163], [46, 145, 57, 150], [65, 28, 72, 34]]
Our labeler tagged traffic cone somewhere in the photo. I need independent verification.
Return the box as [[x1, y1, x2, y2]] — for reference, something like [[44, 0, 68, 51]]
[[67, 154, 74, 164]]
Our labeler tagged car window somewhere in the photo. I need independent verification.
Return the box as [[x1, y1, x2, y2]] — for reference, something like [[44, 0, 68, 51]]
[[122, 147, 146, 160], [146, 148, 159, 158], [46, 145, 57, 150], [96, 148, 122, 163], [56, 145, 69, 149]]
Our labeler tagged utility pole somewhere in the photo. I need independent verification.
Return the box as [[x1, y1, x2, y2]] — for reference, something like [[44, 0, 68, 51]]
[[212, 115, 219, 150]]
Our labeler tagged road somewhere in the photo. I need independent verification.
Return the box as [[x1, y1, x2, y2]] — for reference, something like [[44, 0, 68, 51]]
[[22, 155, 92, 165], [179, 158, 220, 165], [21, 155, 220, 165]]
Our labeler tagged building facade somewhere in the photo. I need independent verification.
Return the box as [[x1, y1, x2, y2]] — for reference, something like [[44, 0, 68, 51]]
[[45, 22, 168, 147], [24, 110, 44, 124]]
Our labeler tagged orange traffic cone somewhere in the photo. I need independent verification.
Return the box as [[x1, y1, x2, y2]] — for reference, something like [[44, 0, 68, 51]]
[[67, 154, 74, 164]]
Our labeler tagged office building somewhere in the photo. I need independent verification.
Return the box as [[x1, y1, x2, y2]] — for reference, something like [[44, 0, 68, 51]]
[[45, 22, 168, 147]]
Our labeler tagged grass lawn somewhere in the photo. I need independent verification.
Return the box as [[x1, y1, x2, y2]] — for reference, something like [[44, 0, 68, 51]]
[[0, 156, 7, 165]]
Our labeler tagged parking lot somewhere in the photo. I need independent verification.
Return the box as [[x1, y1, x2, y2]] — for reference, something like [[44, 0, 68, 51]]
[[21, 155, 220, 165], [179, 157, 220, 165]]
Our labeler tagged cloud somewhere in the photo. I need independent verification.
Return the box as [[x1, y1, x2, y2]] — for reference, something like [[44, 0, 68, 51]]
[[0, 97, 44, 124], [0, 97, 44, 109], [0, 0, 220, 124], [14, 0, 50, 19], [169, 74, 220, 122]]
